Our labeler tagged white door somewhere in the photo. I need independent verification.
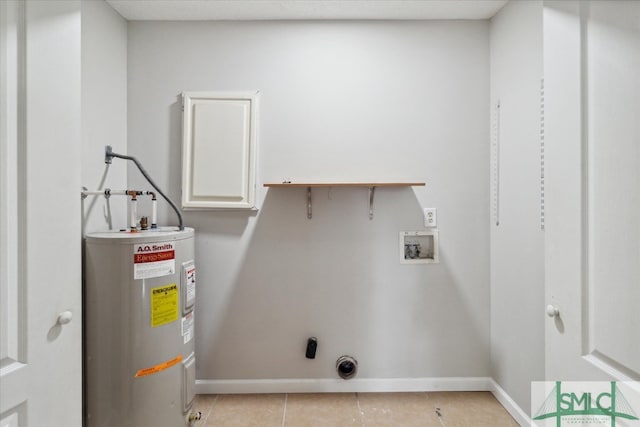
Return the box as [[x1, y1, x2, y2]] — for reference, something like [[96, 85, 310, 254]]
[[544, 0, 640, 381], [1, 1, 82, 426]]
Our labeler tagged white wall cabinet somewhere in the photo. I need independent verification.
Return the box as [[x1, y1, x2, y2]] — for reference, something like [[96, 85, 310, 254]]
[[181, 91, 258, 210]]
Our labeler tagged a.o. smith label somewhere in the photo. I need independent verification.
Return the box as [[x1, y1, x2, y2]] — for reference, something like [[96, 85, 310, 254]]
[[133, 242, 175, 279]]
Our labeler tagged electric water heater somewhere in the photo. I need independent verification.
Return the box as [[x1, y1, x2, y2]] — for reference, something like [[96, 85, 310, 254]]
[[84, 227, 198, 426]]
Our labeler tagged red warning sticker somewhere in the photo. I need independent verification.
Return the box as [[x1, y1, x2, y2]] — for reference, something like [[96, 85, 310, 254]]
[[134, 250, 175, 264], [133, 242, 175, 279]]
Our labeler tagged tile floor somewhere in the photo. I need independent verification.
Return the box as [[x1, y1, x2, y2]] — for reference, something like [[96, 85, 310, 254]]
[[191, 392, 520, 426]]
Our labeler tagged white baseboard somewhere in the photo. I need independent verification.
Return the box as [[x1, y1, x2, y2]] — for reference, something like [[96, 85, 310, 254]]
[[196, 376, 492, 394], [488, 379, 532, 427]]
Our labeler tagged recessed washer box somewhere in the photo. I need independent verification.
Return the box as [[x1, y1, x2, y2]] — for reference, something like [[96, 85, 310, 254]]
[[399, 231, 439, 264]]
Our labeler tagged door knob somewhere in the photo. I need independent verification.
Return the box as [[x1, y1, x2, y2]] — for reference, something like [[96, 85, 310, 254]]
[[546, 305, 559, 318], [57, 311, 73, 325]]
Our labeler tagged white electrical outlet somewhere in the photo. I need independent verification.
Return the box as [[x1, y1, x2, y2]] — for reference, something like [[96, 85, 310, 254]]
[[424, 208, 437, 227]]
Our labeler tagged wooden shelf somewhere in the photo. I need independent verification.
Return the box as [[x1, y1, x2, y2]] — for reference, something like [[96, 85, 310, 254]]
[[264, 182, 425, 188], [263, 181, 425, 219]]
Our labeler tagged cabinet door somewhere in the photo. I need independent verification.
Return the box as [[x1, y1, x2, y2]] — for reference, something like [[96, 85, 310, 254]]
[[182, 91, 258, 210]]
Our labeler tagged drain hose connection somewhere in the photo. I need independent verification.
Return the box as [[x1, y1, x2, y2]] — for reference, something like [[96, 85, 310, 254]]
[[336, 355, 358, 380]]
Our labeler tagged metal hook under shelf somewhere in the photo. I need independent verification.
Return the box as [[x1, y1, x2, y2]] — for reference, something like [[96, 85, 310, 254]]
[[368, 186, 375, 220], [305, 185, 375, 220]]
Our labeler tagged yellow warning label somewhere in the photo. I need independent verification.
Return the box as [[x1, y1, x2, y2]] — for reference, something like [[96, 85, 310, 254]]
[[134, 355, 183, 378], [150, 283, 179, 328]]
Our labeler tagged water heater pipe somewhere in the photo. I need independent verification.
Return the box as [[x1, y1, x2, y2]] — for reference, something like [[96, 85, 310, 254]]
[[81, 189, 159, 230], [105, 145, 184, 230], [128, 190, 138, 231], [146, 191, 158, 228]]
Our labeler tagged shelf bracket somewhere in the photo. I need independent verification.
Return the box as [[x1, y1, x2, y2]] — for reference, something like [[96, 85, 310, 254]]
[[368, 186, 375, 220], [307, 187, 312, 219]]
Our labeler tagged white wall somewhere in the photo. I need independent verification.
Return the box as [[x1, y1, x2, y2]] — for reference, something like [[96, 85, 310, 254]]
[[489, 0, 544, 415], [81, 1, 127, 234], [127, 20, 491, 386]]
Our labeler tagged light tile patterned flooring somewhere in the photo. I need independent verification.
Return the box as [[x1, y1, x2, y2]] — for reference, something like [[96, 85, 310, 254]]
[[192, 392, 520, 426]]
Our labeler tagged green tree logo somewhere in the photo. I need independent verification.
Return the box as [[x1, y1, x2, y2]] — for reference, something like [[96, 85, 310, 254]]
[[534, 381, 639, 427]]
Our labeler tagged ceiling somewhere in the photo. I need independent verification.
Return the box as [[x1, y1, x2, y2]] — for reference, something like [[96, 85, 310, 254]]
[[105, 0, 509, 21]]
